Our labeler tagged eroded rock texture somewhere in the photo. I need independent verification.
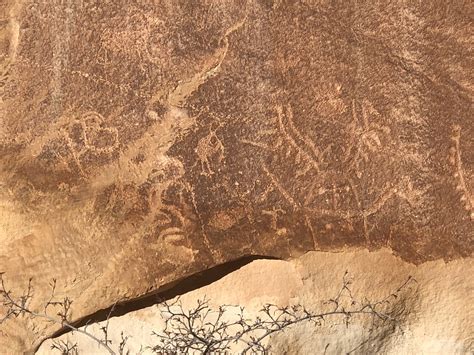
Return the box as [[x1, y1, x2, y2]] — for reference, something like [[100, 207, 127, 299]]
[[0, 0, 473, 352]]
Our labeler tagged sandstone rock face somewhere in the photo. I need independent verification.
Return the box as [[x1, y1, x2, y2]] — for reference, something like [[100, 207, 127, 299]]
[[0, 0, 472, 352], [37, 250, 474, 354]]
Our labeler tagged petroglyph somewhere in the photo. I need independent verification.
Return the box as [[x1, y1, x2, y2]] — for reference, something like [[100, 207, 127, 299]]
[[344, 99, 391, 177], [81, 14, 251, 264], [152, 204, 196, 265], [243, 102, 331, 183], [449, 124, 473, 220], [1, 2, 473, 351], [237, 80, 433, 246], [88, 106, 193, 192], [247, 96, 421, 242], [304, 214, 319, 249], [262, 163, 299, 210], [151, 14, 247, 108], [99, 7, 166, 62], [68, 111, 119, 154], [262, 207, 286, 231], [208, 206, 246, 231], [302, 183, 330, 209], [262, 151, 425, 242], [12, 56, 151, 102], [194, 129, 225, 176], [239, 138, 272, 151], [276, 104, 323, 174], [87, 13, 249, 210], [183, 181, 216, 260], [54, 12, 251, 268], [314, 82, 348, 118], [15, 110, 120, 183], [155, 205, 186, 242]]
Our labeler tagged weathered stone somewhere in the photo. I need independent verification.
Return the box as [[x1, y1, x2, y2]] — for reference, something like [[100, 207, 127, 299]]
[[0, 1, 472, 352], [37, 250, 474, 354]]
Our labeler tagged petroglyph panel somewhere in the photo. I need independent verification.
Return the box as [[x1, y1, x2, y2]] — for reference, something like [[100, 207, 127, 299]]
[[0, 1, 472, 352]]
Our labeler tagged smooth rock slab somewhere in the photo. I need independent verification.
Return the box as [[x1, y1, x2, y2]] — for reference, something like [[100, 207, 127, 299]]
[[37, 250, 474, 354]]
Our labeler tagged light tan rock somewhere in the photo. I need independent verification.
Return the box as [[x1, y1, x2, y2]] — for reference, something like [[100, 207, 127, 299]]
[[37, 250, 474, 354]]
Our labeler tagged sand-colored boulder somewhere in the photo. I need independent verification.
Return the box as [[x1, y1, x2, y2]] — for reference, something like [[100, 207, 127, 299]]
[[37, 250, 474, 354]]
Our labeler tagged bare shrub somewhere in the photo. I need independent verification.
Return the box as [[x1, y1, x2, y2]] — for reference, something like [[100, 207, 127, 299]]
[[0, 272, 416, 354]]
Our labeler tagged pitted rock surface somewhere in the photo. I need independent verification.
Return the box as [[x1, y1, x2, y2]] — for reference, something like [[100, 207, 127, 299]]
[[0, 1, 472, 352]]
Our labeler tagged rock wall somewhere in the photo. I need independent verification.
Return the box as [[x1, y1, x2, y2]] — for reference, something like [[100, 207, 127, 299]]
[[37, 250, 474, 354], [1, 0, 472, 352]]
